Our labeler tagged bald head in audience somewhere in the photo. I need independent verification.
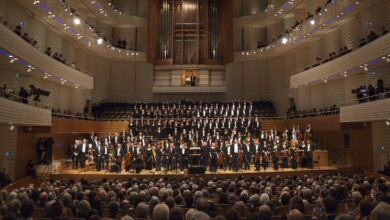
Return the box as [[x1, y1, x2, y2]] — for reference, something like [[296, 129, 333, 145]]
[[288, 209, 305, 220]]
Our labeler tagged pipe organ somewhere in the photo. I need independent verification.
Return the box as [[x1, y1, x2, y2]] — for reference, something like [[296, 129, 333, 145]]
[[147, 0, 233, 65]]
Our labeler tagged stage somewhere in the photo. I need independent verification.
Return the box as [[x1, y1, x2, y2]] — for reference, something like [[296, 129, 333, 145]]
[[49, 166, 361, 181]]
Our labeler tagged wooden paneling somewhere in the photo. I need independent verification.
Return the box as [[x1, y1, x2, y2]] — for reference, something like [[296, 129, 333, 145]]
[[0, 98, 51, 126], [51, 119, 129, 134], [286, 115, 341, 130], [340, 98, 390, 123]]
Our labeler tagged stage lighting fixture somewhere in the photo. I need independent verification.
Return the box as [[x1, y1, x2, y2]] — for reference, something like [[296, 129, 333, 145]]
[[97, 38, 103, 45], [386, 119, 390, 126], [73, 17, 81, 25], [310, 19, 316, 26], [281, 37, 288, 44]]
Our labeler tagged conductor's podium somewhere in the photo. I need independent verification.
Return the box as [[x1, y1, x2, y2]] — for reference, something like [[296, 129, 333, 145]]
[[188, 147, 206, 174]]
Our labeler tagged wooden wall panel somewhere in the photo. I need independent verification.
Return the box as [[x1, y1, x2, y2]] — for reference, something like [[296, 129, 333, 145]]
[[0, 98, 51, 126], [51, 119, 129, 134]]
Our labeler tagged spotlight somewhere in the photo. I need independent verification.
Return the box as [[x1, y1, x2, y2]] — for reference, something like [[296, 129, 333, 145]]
[[309, 19, 315, 26], [33, 0, 40, 5], [281, 37, 288, 45], [9, 57, 18, 63], [97, 38, 103, 45], [386, 119, 390, 126], [364, 66, 368, 71], [73, 17, 81, 25], [9, 123, 14, 131]]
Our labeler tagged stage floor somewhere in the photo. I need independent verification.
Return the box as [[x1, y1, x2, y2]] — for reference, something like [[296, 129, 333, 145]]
[[50, 166, 361, 181]]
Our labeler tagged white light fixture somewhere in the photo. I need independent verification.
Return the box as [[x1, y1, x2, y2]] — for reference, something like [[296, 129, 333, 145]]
[[9, 123, 14, 131], [281, 37, 288, 45], [309, 19, 316, 26], [73, 17, 81, 25], [97, 38, 103, 45], [386, 119, 390, 126], [33, 0, 40, 5]]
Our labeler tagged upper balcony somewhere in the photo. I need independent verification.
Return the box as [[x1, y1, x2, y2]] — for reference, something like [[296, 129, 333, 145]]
[[234, 0, 302, 28], [0, 24, 93, 89], [15, 0, 146, 62], [235, 0, 380, 61], [80, 0, 146, 28], [290, 32, 390, 88]]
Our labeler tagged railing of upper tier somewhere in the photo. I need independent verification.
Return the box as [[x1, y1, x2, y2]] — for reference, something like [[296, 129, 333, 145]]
[[238, 0, 355, 53], [0, 23, 94, 77], [292, 25, 390, 75], [52, 113, 286, 122], [0, 88, 51, 109], [339, 91, 390, 107], [287, 110, 340, 119]]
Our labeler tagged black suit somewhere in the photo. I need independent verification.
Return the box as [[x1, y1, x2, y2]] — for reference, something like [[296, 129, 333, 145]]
[[71, 144, 81, 169]]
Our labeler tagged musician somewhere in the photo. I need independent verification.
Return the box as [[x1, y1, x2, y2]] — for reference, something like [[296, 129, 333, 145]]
[[232, 139, 240, 172], [281, 141, 289, 169], [261, 142, 269, 170], [200, 142, 209, 168], [252, 139, 261, 171], [134, 143, 143, 173], [80, 138, 88, 168], [243, 139, 251, 170], [306, 140, 313, 169], [272, 144, 279, 170], [114, 143, 124, 173], [167, 142, 177, 172], [71, 140, 80, 169], [145, 143, 153, 170], [299, 141, 306, 168], [222, 140, 231, 171], [209, 143, 218, 172], [290, 144, 298, 169], [124, 141, 134, 172], [155, 144, 162, 171], [179, 142, 188, 171], [95, 141, 104, 171], [102, 139, 109, 170]]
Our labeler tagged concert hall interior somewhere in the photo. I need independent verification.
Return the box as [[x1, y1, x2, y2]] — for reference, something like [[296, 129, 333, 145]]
[[0, 0, 390, 219]]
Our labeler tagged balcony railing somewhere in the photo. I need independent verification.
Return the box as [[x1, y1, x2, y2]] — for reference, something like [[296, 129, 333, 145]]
[[290, 32, 390, 88], [0, 24, 94, 89], [0, 90, 51, 126], [340, 93, 390, 123]]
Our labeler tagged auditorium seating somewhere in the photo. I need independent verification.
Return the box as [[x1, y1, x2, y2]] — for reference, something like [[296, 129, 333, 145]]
[[0, 172, 389, 220]]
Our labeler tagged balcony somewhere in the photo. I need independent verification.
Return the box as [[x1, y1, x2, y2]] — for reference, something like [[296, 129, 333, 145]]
[[340, 96, 390, 123], [15, 0, 146, 62], [0, 92, 51, 126], [0, 24, 93, 89], [290, 33, 390, 88], [235, 0, 380, 61], [81, 0, 146, 28], [234, 0, 301, 28]]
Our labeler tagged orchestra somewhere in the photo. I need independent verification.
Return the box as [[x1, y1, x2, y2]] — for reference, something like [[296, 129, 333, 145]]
[[69, 119, 316, 173]]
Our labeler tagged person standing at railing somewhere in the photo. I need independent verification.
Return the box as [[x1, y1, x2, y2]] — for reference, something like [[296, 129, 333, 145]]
[[18, 87, 28, 104]]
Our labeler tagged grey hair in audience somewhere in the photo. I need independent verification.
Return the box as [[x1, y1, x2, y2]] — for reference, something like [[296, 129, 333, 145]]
[[189, 210, 211, 220], [152, 203, 169, 220], [370, 202, 390, 220], [135, 202, 149, 218], [288, 209, 305, 220]]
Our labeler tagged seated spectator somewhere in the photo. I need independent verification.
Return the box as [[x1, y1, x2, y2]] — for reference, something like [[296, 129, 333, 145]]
[[45, 47, 52, 56], [14, 25, 21, 36]]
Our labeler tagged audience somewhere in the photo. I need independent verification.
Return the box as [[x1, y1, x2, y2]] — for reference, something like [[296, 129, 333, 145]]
[[0, 173, 388, 220]]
